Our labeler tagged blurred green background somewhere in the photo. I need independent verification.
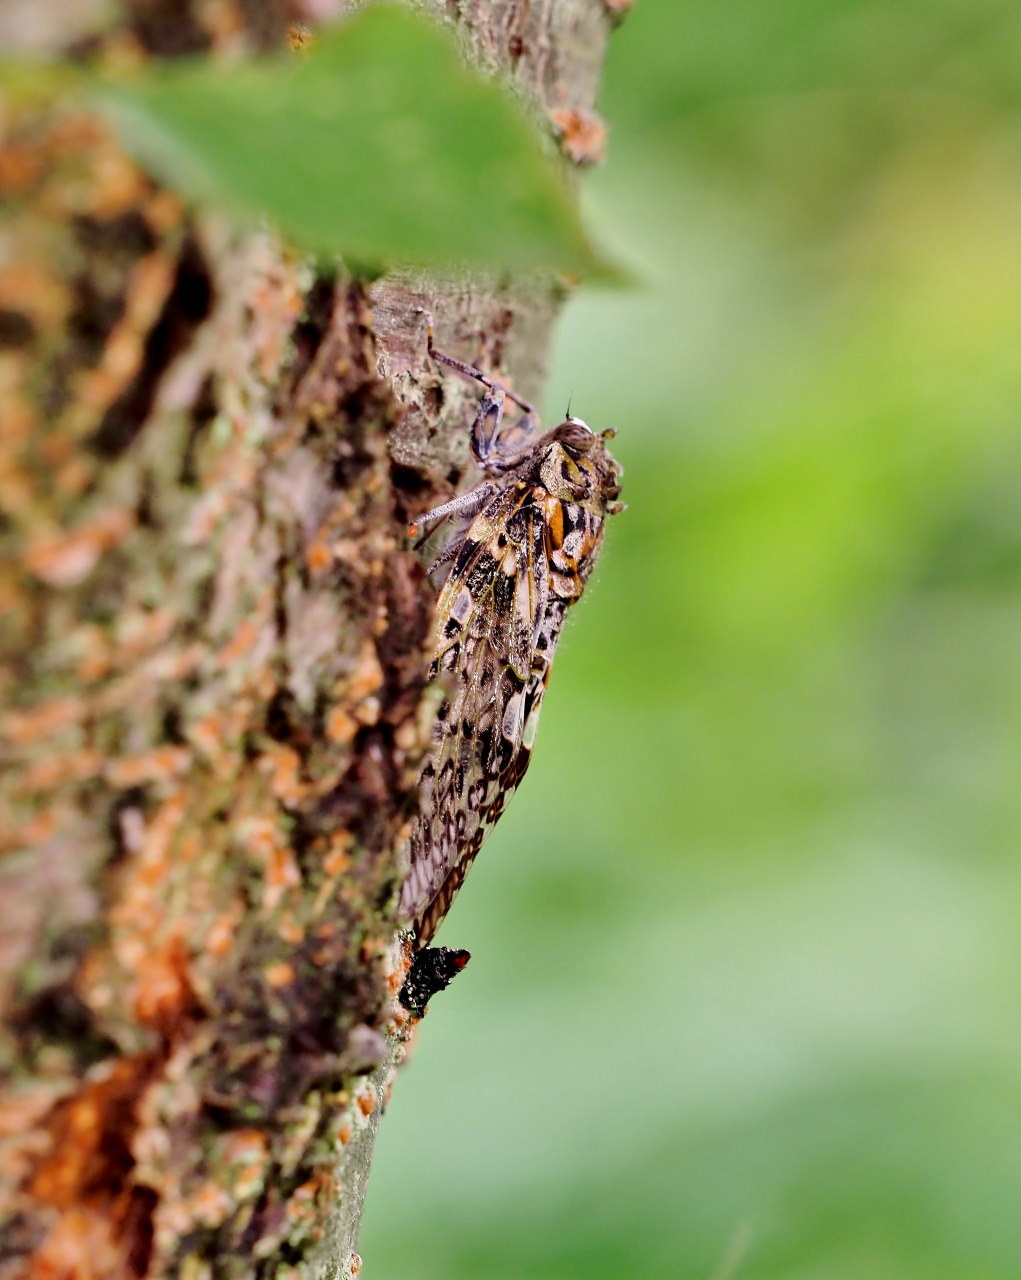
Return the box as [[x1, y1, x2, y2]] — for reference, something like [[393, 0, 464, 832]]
[[362, 2, 1021, 1276]]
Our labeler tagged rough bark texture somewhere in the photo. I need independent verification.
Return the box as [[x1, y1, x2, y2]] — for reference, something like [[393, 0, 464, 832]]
[[0, 2, 617, 1276]]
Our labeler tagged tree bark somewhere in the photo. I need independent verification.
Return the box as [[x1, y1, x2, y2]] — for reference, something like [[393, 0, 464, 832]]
[[0, 2, 618, 1276]]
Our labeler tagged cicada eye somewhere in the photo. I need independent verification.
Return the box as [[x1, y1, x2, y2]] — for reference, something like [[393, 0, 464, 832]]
[[555, 417, 595, 451]]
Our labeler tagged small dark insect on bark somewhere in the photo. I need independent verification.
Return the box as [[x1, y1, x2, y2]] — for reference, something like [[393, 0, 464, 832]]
[[398, 945, 472, 1018]]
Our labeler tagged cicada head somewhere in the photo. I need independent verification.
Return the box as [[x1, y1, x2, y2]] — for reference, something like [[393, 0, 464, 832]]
[[540, 416, 623, 510]]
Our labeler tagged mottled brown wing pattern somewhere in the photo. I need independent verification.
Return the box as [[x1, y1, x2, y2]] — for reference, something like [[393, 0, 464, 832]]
[[400, 485, 541, 942], [397, 335, 622, 945]]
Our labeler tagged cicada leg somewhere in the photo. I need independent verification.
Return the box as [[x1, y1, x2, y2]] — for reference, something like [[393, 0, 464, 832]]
[[415, 308, 538, 472]]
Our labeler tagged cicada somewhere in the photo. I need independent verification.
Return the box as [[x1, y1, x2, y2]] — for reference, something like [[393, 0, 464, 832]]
[[399, 313, 623, 947]]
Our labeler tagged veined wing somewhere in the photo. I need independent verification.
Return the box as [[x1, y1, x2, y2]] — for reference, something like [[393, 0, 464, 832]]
[[400, 482, 558, 941]]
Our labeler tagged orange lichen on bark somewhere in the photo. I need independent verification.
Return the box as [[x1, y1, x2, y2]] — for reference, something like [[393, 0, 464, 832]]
[[217, 615, 263, 669], [22, 749, 105, 791], [31, 1205, 139, 1280], [322, 837, 353, 877], [205, 904, 242, 959], [260, 740, 307, 805], [222, 1128, 270, 1191], [112, 607, 178, 664], [186, 708, 236, 767], [286, 1174, 325, 1223], [264, 838, 304, 912], [131, 935, 196, 1032], [325, 704, 359, 745], [0, 261, 69, 333], [29, 1059, 151, 1209], [551, 106, 608, 166], [305, 537, 334, 575], [345, 639, 385, 706], [105, 747, 193, 788], [1, 696, 89, 745], [246, 243, 306, 381], [24, 506, 137, 588], [189, 1181, 234, 1228], [265, 961, 296, 988]]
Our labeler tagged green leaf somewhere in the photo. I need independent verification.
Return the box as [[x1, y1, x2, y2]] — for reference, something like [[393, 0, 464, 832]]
[[94, 4, 600, 275]]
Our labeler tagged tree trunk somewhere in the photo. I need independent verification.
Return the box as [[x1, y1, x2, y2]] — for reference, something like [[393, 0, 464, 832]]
[[0, 2, 618, 1276]]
